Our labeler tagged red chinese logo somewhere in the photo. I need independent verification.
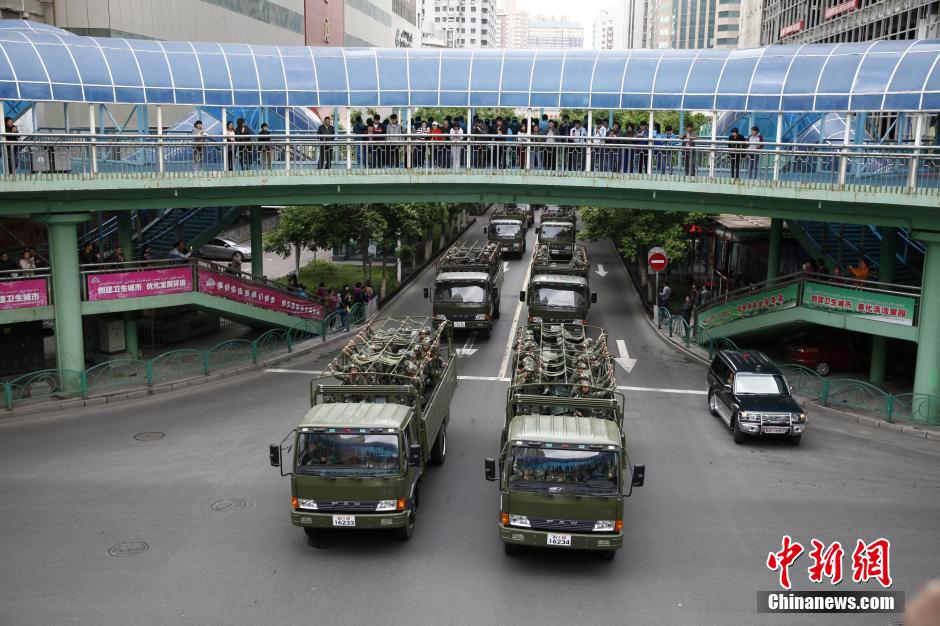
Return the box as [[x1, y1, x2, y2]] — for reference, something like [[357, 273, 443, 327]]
[[851, 538, 892, 588], [767, 535, 805, 589], [768, 536, 893, 589], [807, 539, 844, 585]]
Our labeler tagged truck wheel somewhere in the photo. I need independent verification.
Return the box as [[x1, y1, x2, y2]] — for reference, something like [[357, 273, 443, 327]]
[[504, 542, 520, 556], [493, 302, 501, 319], [788, 434, 802, 446], [430, 427, 447, 465], [600, 550, 617, 561], [396, 510, 415, 541], [732, 416, 746, 444]]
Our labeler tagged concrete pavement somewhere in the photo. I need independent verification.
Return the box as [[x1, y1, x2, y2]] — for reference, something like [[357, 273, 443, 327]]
[[0, 214, 937, 626]]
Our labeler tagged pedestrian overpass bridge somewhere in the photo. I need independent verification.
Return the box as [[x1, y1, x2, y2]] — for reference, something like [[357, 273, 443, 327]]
[[2, 18, 940, 408]]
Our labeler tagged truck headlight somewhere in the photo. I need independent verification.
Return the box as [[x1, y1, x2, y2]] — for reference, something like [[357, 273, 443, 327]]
[[593, 520, 615, 532], [475, 313, 488, 321], [794, 412, 807, 423], [530, 316, 542, 323], [376, 499, 407, 512], [509, 514, 531, 528], [298, 499, 318, 510], [738, 411, 758, 422]]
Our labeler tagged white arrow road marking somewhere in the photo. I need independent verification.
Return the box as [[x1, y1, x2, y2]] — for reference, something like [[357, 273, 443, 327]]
[[614, 339, 638, 374], [456, 332, 479, 357], [503, 261, 510, 272], [595, 263, 608, 277]]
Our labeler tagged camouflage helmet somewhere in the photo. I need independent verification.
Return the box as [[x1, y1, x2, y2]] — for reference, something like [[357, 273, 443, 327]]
[[405, 361, 419, 375]]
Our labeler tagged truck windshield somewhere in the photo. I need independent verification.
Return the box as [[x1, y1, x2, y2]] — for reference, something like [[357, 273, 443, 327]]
[[540, 224, 574, 241], [295, 432, 399, 475], [531, 285, 587, 308], [508, 446, 619, 495], [734, 373, 787, 395], [435, 283, 486, 303], [491, 222, 521, 237]]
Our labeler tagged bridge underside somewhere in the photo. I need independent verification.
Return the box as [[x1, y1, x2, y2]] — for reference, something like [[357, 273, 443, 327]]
[[4, 171, 939, 232]]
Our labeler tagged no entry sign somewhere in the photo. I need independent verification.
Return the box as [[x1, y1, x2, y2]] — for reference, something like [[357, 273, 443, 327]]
[[648, 247, 668, 273]]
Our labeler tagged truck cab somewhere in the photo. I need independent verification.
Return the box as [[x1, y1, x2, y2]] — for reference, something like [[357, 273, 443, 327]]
[[523, 273, 596, 324], [431, 271, 499, 338], [485, 218, 526, 257], [537, 220, 577, 259]]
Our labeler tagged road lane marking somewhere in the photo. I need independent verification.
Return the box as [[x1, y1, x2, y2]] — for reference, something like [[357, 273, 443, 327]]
[[595, 263, 607, 277], [497, 237, 534, 380], [456, 331, 479, 357], [265, 368, 321, 375], [617, 385, 707, 395], [458, 375, 510, 382], [614, 339, 638, 374]]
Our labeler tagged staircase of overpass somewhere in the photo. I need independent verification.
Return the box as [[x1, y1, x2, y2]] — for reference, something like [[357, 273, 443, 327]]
[[790, 220, 925, 286]]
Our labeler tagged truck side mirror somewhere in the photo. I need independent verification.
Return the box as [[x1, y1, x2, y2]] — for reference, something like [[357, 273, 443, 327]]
[[484, 457, 497, 481], [408, 444, 422, 466], [724, 383, 733, 393], [632, 464, 645, 487], [269, 444, 281, 467], [483, 226, 488, 234], [519, 291, 525, 302], [591, 292, 598, 303], [423, 287, 430, 299]]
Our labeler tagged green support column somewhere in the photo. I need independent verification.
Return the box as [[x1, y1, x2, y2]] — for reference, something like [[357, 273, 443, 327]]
[[116, 212, 139, 359], [250, 206, 264, 277], [869, 227, 897, 387], [45, 214, 89, 390], [912, 232, 940, 419], [767, 218, 783, 283]]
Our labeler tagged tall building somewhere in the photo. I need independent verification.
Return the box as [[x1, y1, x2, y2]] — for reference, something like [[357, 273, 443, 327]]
[[527, 15, 584, 49], [650, 0, 741, 48], [761, 0, 940, 45], [422, 0, 496, 48], [0, 0, 53, 23], [496, 0, 529, 49], [738, 0, 762, 47], [593, 0, 650, 49]]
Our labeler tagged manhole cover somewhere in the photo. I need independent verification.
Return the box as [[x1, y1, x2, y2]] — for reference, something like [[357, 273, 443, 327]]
[[108, 542, 149, 558], [211, 498, 247, 512], [133, 432, 164, 441]]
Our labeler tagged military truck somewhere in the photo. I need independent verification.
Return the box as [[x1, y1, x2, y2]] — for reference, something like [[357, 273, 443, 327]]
[[269, 316, 457, 541], [426, 240, 503, 339], [484, 209, 527, 257], [484, 323, 644, 559], [522, 245, 596, 324], [540, 205, 576, 225], [537, 219, 577, 260]]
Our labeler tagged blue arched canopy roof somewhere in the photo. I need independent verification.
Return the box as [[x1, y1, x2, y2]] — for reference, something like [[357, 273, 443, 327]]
[[1, 20, 938, 112]]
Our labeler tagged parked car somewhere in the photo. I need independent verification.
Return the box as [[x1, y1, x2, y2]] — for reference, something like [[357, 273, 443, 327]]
[[198, 237, 252, 261], [783, 330, 863, 376], [706, 350, 807, 445]]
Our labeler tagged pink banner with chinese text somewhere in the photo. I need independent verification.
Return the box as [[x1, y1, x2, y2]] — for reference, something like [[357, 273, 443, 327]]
[[197, 269, 325, 319], [86, 267, 193, 301], [0, 278, 49, 310]]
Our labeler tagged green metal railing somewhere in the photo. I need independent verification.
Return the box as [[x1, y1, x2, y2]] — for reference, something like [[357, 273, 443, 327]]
[[2, 307, 371, 411], [653, 309, 939, 426]]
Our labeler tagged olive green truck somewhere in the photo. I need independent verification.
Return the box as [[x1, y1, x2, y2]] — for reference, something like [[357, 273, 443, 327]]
[[484, 323, 645, 559], [269, 316, 457, 541], [522, 244, 597, 324], [426, 240, 504, 339], [484, 206, 528, 257]]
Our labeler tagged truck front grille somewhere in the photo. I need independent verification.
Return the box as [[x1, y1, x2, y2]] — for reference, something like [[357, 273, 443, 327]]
[[315, 500, 379, 512], [528, 517, 595, 533], [759, 413, 791, 425]]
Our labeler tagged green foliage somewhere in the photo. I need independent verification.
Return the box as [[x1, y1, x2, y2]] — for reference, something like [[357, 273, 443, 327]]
[[580, 207, 708, 263], [285, 260, 398, 293], [559, 110, 709, 132]]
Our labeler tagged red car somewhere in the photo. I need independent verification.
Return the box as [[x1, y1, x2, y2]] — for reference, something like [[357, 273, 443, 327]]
[[783, 331, 869, 376]]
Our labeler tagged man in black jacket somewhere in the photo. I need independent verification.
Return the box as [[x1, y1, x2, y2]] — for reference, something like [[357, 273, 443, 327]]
[[317, 116, 335, 169], [234, 118, 253, 170]]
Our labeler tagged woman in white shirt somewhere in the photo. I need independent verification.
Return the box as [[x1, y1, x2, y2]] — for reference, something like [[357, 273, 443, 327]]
[[224, 121, 236, 171], [18, 250, 35, 276], [414, 121, 429, 168], [449, 123, 464, 169]]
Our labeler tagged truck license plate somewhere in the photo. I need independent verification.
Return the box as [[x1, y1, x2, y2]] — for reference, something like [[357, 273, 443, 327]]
[[763, 426, 788, 434], [453, 321, 466, 328], [546, 533, 572, 546], [332, 515, 355, 527]]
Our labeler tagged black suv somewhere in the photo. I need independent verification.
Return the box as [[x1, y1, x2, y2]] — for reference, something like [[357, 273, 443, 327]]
[[706, 350, 807, 445]]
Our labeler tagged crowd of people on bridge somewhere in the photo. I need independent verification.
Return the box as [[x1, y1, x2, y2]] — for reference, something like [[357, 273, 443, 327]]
[[177, 114, 767, 178]]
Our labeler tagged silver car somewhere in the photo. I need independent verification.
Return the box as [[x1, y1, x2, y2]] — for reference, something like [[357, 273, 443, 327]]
[[198, 237, 252, 261]]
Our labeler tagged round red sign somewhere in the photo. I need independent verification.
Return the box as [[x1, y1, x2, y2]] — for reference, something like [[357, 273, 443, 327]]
[[648, 252, 668, 272]]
